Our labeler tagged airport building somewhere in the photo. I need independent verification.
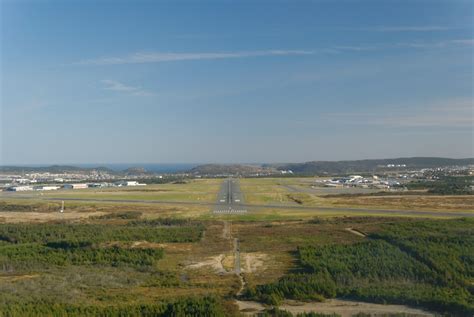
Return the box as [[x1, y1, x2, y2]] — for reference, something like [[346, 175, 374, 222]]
[[115, 181, 146, 187], [7, 185, 33, 191], [34, 185, 60, 191], [63, 183, 89, 189]]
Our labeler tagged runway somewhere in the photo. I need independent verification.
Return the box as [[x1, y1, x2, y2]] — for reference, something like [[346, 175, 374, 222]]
[[213, 178, 247, 214], [1, 191, 473, 218]]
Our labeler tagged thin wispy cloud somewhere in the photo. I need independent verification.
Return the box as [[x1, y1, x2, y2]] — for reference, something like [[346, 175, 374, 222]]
[[451, 39, 474, 45], [101, 80, 153, 96], [372, 26, 455, 32], [326, 99, 473, 128], [78, 40, 473, 66], [395, 38, 474, 49], [327, 38, 474, 53], [333, 45, 380, 52], [79, 50, 315, 65]]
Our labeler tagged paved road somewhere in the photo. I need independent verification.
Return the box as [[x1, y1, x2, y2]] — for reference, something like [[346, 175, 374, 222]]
[[2, 193, 472, 218], [213, 178, 247, 214]]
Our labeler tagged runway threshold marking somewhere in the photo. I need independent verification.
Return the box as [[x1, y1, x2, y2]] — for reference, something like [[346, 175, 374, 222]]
[[213, 209, 247, 214]]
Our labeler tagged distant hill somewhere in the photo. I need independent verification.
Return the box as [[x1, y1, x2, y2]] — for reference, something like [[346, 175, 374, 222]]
[[123, 167, 148, 175], [189, 164, 275, 176], [2, 157, 472, 176], [269, 157, 474, 175]]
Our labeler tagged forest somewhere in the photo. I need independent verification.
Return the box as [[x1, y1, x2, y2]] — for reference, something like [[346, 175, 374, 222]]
[[246, 218, 474, 316]]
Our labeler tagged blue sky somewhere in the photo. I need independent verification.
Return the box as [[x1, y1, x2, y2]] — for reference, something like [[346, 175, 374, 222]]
[[1, 0, 473, 164]]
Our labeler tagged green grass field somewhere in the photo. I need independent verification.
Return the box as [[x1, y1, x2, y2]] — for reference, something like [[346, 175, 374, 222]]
[[240, 178, 474, 213], [36, 179, 222, 202]]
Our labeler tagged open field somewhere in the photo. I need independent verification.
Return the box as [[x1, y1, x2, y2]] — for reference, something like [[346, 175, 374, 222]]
[[2, 177, 472, 221], [240, 178, 474, 213], [0, 177, 473, 316], [1, 179, 222, 203]]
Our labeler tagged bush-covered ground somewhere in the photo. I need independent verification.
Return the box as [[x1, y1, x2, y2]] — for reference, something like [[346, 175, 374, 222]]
[[0, 219, 243, 316], [1, 215, 472, 316], [0, 221, 204, 271], [246, 218, 474, 316]]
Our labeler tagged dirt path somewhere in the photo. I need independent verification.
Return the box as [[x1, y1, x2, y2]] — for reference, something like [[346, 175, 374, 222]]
[[235, 299, 434, 316], [233, 238, 241, 274], [0, 274, 40, 282], [222, 221, 231, 239], [345, 228, 366, 237], [187, 254, 227, 274], [233, 237, 247, 296], [280, 299, 434, 317]]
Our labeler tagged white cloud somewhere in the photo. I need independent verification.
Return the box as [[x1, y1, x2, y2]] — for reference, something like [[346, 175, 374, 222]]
[[101, 80, 152, 96], [78, 50, 315, 65]]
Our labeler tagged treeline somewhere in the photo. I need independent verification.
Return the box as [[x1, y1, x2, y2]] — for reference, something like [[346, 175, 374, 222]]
[[0, 296, 226, 317], [0, 222, 203, 244], [92, 211, 143, 220], [246, 218, 474, 316], [137, 176, 191, 184], [406, 176, 473, 195], [128, 218, 198, 227]]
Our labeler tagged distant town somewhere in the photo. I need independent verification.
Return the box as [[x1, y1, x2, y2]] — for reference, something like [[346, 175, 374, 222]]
[[1, 157, 472, 193]]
